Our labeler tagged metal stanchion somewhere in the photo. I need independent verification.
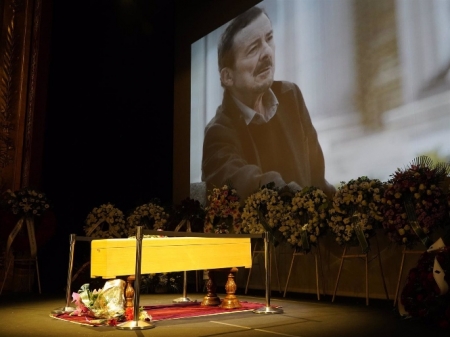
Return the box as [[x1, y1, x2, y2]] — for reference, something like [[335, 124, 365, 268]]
[[51, 234, 77, 314], [117, 226, 155, 330], [254, 231, 283, 314], [173, 271, 196, 303]]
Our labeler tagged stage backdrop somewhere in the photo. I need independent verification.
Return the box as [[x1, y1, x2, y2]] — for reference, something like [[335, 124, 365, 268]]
[[182, 0, 450, 300]]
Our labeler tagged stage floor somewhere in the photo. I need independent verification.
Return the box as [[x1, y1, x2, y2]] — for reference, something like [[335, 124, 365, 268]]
[[0, 290, 448, 337]]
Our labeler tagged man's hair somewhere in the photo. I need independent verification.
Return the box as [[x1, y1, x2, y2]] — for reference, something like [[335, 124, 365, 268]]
[[217, 6, 269, 71]]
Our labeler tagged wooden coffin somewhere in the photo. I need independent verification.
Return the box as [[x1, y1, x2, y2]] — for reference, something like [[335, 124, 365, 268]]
[[91, 236, 252, 278]]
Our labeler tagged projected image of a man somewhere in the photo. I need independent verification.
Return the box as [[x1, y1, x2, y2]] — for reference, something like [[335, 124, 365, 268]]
[[201, 6, 335, 200]]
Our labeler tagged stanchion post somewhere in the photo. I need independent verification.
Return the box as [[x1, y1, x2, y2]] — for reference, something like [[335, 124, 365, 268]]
[[117, 226, 155, 330], [254, 231, 283, 314], [51, 234, 77, 314], [65, 234, 76, 310], [173, 271, 195, 303]]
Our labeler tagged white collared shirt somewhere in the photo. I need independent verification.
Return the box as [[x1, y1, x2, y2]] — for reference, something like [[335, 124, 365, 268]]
[[232, 89, 279, 125]]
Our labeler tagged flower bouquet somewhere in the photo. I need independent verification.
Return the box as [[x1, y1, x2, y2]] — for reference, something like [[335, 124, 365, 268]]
[[126, 200, 168, 237], [72, 280, 126, 319], [71, 279, 151, 326], [280, 186, 329, 252], [241, 183, 289, 244], [328, 176, 385, 252], [84, 203, 127, 238], [382, 156, 449, 249], [204, 184, 241, 234]]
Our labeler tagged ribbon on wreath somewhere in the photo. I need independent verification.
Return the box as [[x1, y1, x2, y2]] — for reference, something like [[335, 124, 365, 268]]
[[403, 200, 433, 248], [300, 226, 310, 251], [174, 219, 191, 232], [350, 213, 369, 254], [6, 216, 38, 258], [299, 213, 310, 251], [257, 209, 284, 246], [85, 217, 121, 238], [427, 238, 449, 295], [408, 219, 433, 248]]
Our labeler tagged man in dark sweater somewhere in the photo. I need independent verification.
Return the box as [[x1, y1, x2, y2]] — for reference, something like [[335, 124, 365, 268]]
[[201, 6, 335, 201]]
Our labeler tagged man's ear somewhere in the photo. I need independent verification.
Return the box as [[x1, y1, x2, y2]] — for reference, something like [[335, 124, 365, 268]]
[[220, 67, 233, 87]]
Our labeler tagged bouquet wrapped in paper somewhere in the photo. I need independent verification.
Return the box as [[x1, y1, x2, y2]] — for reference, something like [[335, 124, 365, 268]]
[[72, 279, 126, 319]]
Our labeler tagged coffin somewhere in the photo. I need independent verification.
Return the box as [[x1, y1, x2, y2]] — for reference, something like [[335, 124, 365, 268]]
[[91, 236, 252, 278]]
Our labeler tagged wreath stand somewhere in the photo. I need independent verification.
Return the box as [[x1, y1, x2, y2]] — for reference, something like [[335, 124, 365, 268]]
[[283, 243, 325, 300], [1, 216, 41, 295], [245, 238, 281, 294], [392, 246, 424, 307], [331, 236, 389, 305], [393, 200, 433, 307]]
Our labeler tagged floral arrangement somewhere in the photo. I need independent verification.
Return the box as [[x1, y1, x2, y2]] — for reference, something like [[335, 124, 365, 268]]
[[84, 203, 127, 238], [3, 188, 51, 217], [71, 280, 151, 326], [71, 280, 126, 320], [328, 176, 385, 250], [382, 156, 449, 248], [204, 184, 241, 234], [280, 186, 329, 252], [126, 200, 168, 236], [241, 183, 289, 241], [166, 197, 206, 233], [400, 245, 450, 328]]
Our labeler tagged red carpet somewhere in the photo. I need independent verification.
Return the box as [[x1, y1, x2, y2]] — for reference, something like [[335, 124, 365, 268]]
[[50, 301, 267, 327]]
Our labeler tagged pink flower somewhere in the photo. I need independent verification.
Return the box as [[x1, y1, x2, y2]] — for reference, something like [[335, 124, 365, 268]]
[[70, 292, 89, 316]]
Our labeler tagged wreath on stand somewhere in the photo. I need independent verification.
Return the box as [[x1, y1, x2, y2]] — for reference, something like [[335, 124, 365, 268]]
[[280, 186, 329, 252], [0, 188, 56, 291], [166, 197, 205, 233], [381, 156, 449, 249], [204, 184, 242, 234], [126, 200, 169, 237], [241, 183, 289, 245], [328, 176, 385, 253], [83, 203, 127, 239], [0, 188, 55, 255]]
